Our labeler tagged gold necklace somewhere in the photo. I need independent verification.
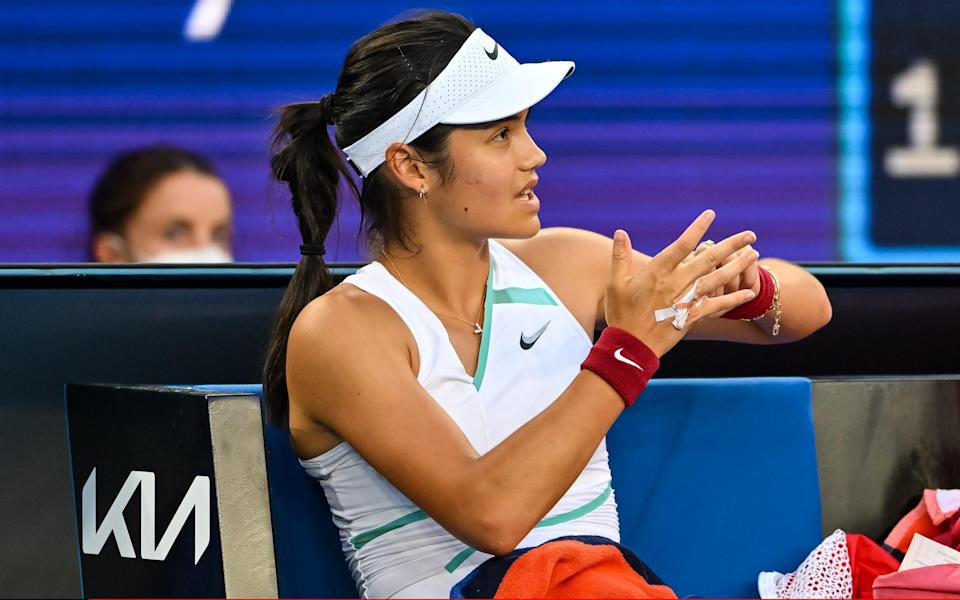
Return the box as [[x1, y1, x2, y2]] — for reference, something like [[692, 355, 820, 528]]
[[383, 250, 486, 335]]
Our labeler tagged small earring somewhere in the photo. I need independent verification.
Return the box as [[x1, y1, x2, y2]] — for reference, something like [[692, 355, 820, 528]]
[[418, 184, 426, 200]]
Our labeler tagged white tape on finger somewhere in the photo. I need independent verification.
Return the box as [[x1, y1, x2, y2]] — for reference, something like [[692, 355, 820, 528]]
[[654, 279, 700, 330], [654, 307, 678, 321]]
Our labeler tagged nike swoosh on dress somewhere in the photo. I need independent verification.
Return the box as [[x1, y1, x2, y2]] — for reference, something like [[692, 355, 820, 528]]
[[520, 320, 551, 350]]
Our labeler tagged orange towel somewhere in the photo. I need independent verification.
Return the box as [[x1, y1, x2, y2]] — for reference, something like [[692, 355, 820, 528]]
[[494, 539, 678, 599]]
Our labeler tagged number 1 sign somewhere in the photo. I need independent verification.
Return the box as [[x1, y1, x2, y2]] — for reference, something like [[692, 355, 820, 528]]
[[839, 0, 960, 261]]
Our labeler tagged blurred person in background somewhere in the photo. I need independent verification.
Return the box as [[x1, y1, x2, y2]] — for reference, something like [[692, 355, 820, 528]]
[[88, 145, 234, 263]]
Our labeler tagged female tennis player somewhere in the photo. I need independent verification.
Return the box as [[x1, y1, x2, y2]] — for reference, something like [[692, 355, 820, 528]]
[[262, 11, 832, 598]]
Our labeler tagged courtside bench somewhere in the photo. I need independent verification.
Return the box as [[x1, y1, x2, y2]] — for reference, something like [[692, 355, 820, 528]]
[[66, 378, 822, 598]]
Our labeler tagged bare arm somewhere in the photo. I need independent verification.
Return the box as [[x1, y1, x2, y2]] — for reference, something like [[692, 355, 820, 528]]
[[686, 257, 832, 343], [289, 211, 756, 556], [506, 227, 832, 344], [288, 289, 627, 556]]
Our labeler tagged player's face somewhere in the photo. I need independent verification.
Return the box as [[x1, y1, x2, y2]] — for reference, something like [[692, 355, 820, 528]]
[[431, 109, 547, 240]]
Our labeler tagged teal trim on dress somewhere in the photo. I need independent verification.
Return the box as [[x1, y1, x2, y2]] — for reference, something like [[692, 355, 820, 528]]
[[471, 266, 495, 391], [348, 481, 613, 568], [443, 482, 614, 573], [445, 545, 478, 573], [489, 287, 557, 306], [473, 283, 556, 391], [349, 509, 428, 550], [537, 483, 612, 528]]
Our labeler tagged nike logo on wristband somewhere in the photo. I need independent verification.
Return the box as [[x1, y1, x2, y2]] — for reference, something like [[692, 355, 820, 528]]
[[613, 348, 644, 371]]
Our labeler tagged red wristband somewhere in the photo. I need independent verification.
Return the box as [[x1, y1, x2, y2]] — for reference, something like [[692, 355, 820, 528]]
[[721, 266, 775, 320], [581, 326, 659, 407]]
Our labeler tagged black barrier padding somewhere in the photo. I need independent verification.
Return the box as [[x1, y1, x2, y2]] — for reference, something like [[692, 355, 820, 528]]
[[659, 281, 960, 377], [0, 282, 282, 597], [66, 385, 225, 598], [2, 264, 960, 596]]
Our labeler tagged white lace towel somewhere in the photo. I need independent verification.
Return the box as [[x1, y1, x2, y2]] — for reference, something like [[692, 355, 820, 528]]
[[758, 529, 853, 599]]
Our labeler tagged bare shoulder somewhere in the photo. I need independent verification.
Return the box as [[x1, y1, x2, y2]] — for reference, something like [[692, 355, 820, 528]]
[[497, 228, 617, 335], [286, 282, 418, 451], [498, 227, 614, 276], [289, 284, 414, 369], [284, 283, 497, 543]]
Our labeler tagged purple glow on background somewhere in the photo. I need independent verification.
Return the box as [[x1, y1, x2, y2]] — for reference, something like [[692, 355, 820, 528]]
[[0, 0, 837, 263]]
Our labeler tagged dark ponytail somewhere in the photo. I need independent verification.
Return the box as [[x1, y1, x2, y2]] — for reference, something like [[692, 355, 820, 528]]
[[262, 96, 357, 424], [263, 10, 476, 425]]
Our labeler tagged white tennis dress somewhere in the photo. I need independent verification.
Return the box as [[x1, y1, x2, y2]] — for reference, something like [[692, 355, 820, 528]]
[[300, 240, 620, 598]]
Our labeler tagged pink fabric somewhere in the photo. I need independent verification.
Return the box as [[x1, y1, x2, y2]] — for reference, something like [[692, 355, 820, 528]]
[[885, 490, 960, 556], [927, 490, 960, 527], [873, 564, 960, 599], [934, 514, 960, 552]]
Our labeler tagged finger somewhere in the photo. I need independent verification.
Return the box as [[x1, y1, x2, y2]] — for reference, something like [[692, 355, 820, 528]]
[[690, 288, 758, 321], [719, 245, 746, 267], [723, 246, 752, 293], [609, 229, 633, 282], [723, 274, 740, 296], [653, 209, 716, 269], [741, 260, 760, 292], [685, 230, 756, 276], [698, 247, 759, 292], [694, 240, 717, 259]]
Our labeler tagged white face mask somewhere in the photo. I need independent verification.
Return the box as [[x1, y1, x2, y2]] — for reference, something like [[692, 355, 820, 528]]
[[140, 245, 233, 264], [104, 234, 233, 264]]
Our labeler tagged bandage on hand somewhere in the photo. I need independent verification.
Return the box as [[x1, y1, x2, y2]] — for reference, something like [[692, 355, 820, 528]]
[[653, 278, 701, 330], [603, 210, 756, 357]]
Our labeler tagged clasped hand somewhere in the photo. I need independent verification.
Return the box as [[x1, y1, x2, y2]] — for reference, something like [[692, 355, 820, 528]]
[[604, 210, 759, 357]]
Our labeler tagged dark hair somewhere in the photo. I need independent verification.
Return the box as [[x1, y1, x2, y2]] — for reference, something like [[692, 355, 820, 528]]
[[263, 10, 477, 424], [87, 145, 221, 258]]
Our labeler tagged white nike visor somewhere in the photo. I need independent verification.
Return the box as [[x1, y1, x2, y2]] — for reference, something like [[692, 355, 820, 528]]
[[342, 28, 575, 177]]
